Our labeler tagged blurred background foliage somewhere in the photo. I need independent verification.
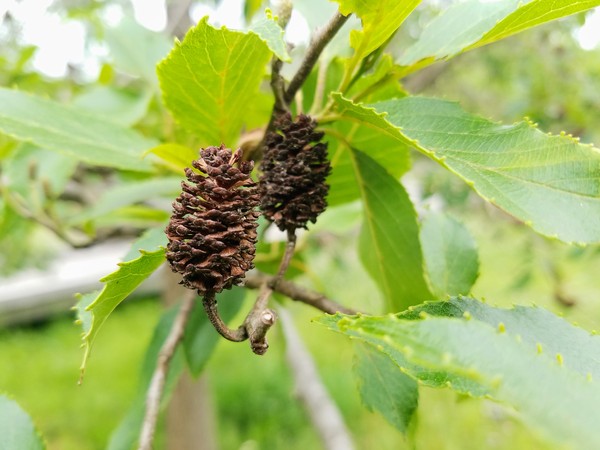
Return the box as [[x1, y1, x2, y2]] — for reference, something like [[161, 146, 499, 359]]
[[1, 0, 600, 449]]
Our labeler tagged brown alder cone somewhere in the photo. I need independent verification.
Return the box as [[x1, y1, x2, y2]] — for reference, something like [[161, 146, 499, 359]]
[[259, 113, 331, 233], [165, 145, 260, 295]]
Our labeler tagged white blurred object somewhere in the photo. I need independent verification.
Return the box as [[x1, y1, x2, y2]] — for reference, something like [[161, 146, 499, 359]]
[[0, 240, 163, 326]]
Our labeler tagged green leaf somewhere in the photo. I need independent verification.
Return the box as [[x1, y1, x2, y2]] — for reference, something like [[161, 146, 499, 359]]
[[105, 16, 172, 87], [354, 343, 418, 434], [72, 86, 153, 126], [352, 149, 431, 311], [184, 287, 245, 376], [318, 306, 600, 449], [335, 0, 420, 90], [79, 233, 166, 375], [325, 120, 410, 206], [420, 213, 479, 298], [68, 177, 181, 225], [400, 297, 600, 380], [122, 227, 168, 261], [157, 18, 272, 146], [249, 11, 291, 62], [108, 306, 185, 450], [146, 143, 199, 173], [0, 395, 44, 450], [0, 87, 156, 172], [400, 0, 600, 66], [333, 94, 600, 244]]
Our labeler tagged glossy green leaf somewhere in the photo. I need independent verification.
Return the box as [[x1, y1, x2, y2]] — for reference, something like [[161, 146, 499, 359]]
[[352, 149, 432, 311], [0, 88, 156, 172], [108, 306, 185, 450], [0, 395, 44, 450], [249, 12, 291, 62], [184, 287, 245, 376], [335, 0, 420, 90], [79, 232, 166, 375], [157, 18, 272, 146], [318, 306, 600, 449], [400, 0, 600, 66], [146, 143, 199, 173], [325, 121, 410, 206], [333, 94, 600, 244], [420, 213, 479, 298], [105, 16, 172, 87], [354, 343, 418, 434], [68, 177, 180, 225]]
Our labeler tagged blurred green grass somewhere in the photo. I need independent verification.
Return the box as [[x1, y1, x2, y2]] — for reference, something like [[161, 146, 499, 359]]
[[1, 205, 597, 449]]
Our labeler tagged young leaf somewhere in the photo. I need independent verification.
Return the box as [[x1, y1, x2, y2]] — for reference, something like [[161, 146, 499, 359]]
[[420, 213, 479, 298], [351, 149, 432, 311], [471, 0, 600, 52], [79, 229, 167, 375], [333, 94, 600, 244], [318, 305, 600, 449], [400, 0, 600, 67], [0, 395, 44, 450], [157, 18, 272, 146], [184, 287, 245, 376], [0, 87, 156, 172], [249, 12, 291, 62], [145, 143, 199, 173], [354, 342, 418, 434], [334, 0, 421, 91]]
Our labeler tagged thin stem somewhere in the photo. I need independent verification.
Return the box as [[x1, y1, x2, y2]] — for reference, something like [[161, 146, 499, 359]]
[[202, 291, 247, 342], [284, 11, 350, 104], [275, 230, 297, 285], [245, 273, 358, 315], [139, 291, 196, 450]]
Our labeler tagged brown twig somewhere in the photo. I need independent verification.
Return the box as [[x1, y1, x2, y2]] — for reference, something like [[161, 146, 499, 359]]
[[139, 290, 196, 450], [202, 291, 247, 341], [284, 11, 350, 104], [279, 307, 355, 450], [245, 272, 358, 315], [202, 289, 277, 354]]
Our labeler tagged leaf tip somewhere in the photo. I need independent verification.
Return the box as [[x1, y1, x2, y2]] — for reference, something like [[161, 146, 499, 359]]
[[462, 311, 472, 320], [497, 322, 506, 333], [556, 353, 564, 366]]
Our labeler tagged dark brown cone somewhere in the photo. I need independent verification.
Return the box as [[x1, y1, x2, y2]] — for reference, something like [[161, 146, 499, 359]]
[[165, 145, 260, 295], [259, 113, 331, 232]]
